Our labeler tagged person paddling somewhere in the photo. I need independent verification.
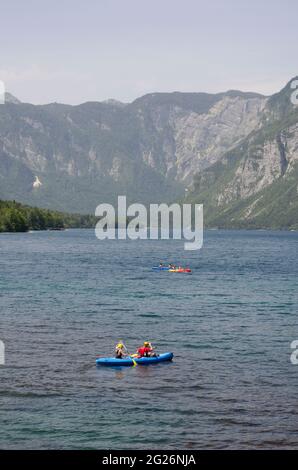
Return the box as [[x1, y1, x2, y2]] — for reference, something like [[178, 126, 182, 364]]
[[115, 342, 126, 359], [137, 341, 156, 358]]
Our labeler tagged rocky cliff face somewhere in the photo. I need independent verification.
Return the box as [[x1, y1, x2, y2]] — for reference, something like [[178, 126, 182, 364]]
[[171, 94, 266, 181], [216, 131, 292, 204], [0, 90, 265, 212], [187, 78, 298, 229], [131, 91, 266, 183]]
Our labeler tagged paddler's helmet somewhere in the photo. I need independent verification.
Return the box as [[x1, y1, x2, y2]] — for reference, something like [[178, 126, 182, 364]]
[[117, 343, 124, 349], [144, 341, 150, 347]]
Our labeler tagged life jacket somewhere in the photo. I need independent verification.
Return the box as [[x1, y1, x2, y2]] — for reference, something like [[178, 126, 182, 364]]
[[137, 346, 151, 357]]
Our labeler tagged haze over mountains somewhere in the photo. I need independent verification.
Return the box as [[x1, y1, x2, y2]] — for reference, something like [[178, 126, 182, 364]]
[[0, 78, 298, 228]]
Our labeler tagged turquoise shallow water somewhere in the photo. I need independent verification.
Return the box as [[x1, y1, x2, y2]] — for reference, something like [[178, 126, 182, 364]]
[[0, 229, 298, 449]]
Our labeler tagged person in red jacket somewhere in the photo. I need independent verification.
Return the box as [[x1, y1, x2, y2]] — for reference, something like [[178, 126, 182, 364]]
[[137, 341, 156, 358]]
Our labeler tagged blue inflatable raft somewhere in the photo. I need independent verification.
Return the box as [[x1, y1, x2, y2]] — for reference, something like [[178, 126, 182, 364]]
[[152, 266, 170, 271], [96, 352, 173, 367]]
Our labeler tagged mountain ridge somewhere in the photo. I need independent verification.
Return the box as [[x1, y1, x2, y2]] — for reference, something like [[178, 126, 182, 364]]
[[185, 77, 298, 229], [1, 78, 297, 228], [0, 87, 266, 212]]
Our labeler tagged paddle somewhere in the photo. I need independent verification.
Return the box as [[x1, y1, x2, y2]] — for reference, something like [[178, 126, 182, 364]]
[[122, 342, 137, 366]]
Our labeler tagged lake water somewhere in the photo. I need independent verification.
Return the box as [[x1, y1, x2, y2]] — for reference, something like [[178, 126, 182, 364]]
[[0, 229, 298, 449]]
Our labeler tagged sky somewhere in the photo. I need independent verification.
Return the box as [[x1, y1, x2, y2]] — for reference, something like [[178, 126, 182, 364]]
[[0, 0, 297, 104]]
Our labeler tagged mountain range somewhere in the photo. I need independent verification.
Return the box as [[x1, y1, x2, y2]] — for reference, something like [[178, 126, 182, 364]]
[[185, 77, 298, 229], [0, 78, 298, 228]]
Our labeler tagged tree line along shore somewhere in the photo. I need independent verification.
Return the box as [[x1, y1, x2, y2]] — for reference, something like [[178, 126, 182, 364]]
[[0, 200, 97, 232]]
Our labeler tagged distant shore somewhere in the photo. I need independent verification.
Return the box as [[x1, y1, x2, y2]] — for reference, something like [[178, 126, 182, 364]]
[[0, 199, 97, 233]]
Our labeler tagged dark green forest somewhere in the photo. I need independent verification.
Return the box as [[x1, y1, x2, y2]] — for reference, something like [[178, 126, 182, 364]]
[[0, 200, 97, 232]]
